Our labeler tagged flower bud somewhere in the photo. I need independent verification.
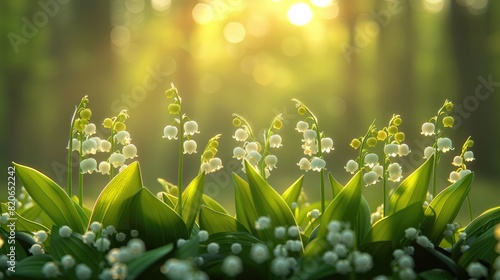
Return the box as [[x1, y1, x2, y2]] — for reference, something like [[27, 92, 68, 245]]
[[393, 117, 402, 126], [442, 116, 454, 128], [394, 132, 405, 143], [377, 130, 387, 141], [116, 111, 128, 122], [80, 108, 92, 120], [297, 106, 306, 115], [350, 138, 361, 149], [114, 122, 126, 132], [165, 87, 177, 98], [366, 137, 377, 147], [102, 118, 113, 128], [387, 125, 398, 135], [232, 118, 241, 127], [168, 103, 181, 115], [273, 119, 283, 129]]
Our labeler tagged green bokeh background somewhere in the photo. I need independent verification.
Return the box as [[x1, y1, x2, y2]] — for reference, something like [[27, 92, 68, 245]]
[[1, 0, 499, 224]]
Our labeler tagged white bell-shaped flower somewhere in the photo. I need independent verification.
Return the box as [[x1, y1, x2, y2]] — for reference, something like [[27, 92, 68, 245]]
[[209, 157, 223, 171], [459, 169, 472, 178], [363, 171, 379, 186], [247, 151, 262, 165], [449, 171, 460, 183], [71, 138, 80, 152], [303, 129, 317, 144], [82, 139, 98, 155], [184, 120, 200, 136], [245, 142, 259, 153], [310, 157, 326, 172], [387, 163, 403, 182], [464, 151, 475, 162], [364, 153, 379, 168], [344, 160, 358, 174], [183, 140, 197, 154], [423, 146, 435, 159], [437, 138, 453, 153], [233, 128, 249, 142], [269, 134, 283, 148], [421, 122, 435, 136], [295, 121, 309, 132], [384, 144, 398, 157], [233, 147, 246, 159], [452, 156, 463, 167], [201, 162, 211, 173], [297, 157, 311, 171], [80, 158, 97, 174], [115, 131, 131, 145], [99, 140, 112, 153], [265, 155, 278, 170], [84, 123, 96, 136], [398, 144, 411, 157], [109, 152, 126, 168], [98, 161, 111, 175], [122, 144, 138, 159], [163, 125, 178, 140], [321, 137, 334, 153], [372, 164, 384, 178]]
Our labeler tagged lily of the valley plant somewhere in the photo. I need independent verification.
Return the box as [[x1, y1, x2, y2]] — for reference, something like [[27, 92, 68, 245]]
[[2, 85, 500, 280]]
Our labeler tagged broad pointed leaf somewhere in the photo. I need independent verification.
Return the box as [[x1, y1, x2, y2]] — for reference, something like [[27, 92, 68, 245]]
[[387, 154, 434, 216], [199, 205, 248, 234], [127, 243, 174, 279], [282, 175, 304, 207], [233, 173, 260, 236], [422, 173, 474, 244], [1, 204, 48, 233], [14, 163, 85, 233], [202, 194, 229, 214], [181, 172, 205, 233], [89, 161, 143, 229]]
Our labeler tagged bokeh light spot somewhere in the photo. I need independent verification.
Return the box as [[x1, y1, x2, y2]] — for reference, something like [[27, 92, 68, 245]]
[[151, 0, 171, 12], [126, 0, 145, 13], [311, 0, 333, 8], [423, 0, 447, 13], [110, 26, 131, 47], [319, 3, 339, 19], [192, 3, 214, 25], [288, 3, 313, 26], [223, 22, 246, 43], [281, 37, 302, 57]]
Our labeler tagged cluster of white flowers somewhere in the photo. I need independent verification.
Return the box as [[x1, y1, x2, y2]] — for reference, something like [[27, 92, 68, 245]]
[[322, 221, 373, 275], [448, 145, 475, 183], [370, 204, 384, 224], [404, 227, 434, 249], [295, 121, 333, 173], [163, 120, 200, 153], [161, 258, 209, 280], [392, 247, 417, 280]]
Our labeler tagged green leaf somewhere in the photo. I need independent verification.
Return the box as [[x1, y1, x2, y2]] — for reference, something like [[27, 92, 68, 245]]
[[422, 173, 474, 245], [363, 202, 424, 247], [316, 171, 363, 239], [387, 154, 434, 216], [244, 160, 297, 229], [49, 225, 100, 275], [9, 254, 54, 279], [0, 228, 35, 262], [459, 206, 500, 246], [127, 243, 174, 279], [357, 195, 372, 245], [328, 172, 343, 198], [89, 161, 143, 229], [160, 192, 176, 209], [181, 172, 205, 233], [1, 204, 49, 233], [199, 205, 249, 234], [458, 225, 498, 267], [419, 269, 455, 280], [13, 163, 85, 233], [233, 173, 262, 237], [16, 204, 54, 230], [202, 194, 229, 214], [282, 175, 304, 207], [128, 188, 189, 249]]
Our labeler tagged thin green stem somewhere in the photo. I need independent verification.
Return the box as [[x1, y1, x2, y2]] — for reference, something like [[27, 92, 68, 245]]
[[176, 112, 184, 217], [78, 132, 84, 207], [432, 152, 438, 198], [109, 128, 116, 180], [383, 170, 387, 216], [320, 169, 325, 213], [67, 107, 78, 197]]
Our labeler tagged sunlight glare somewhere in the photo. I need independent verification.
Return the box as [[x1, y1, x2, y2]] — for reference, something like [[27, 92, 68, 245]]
[[192, 3, 214, 25], [223, 22, 246, 43], [311, 0, 333, 8], [288, 3, 313, 26], [151, 0, 171, 12], [423, 0, 447, 13]]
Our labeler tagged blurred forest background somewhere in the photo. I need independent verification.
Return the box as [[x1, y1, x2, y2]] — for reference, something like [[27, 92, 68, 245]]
[[1, 0, 499, 223]]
